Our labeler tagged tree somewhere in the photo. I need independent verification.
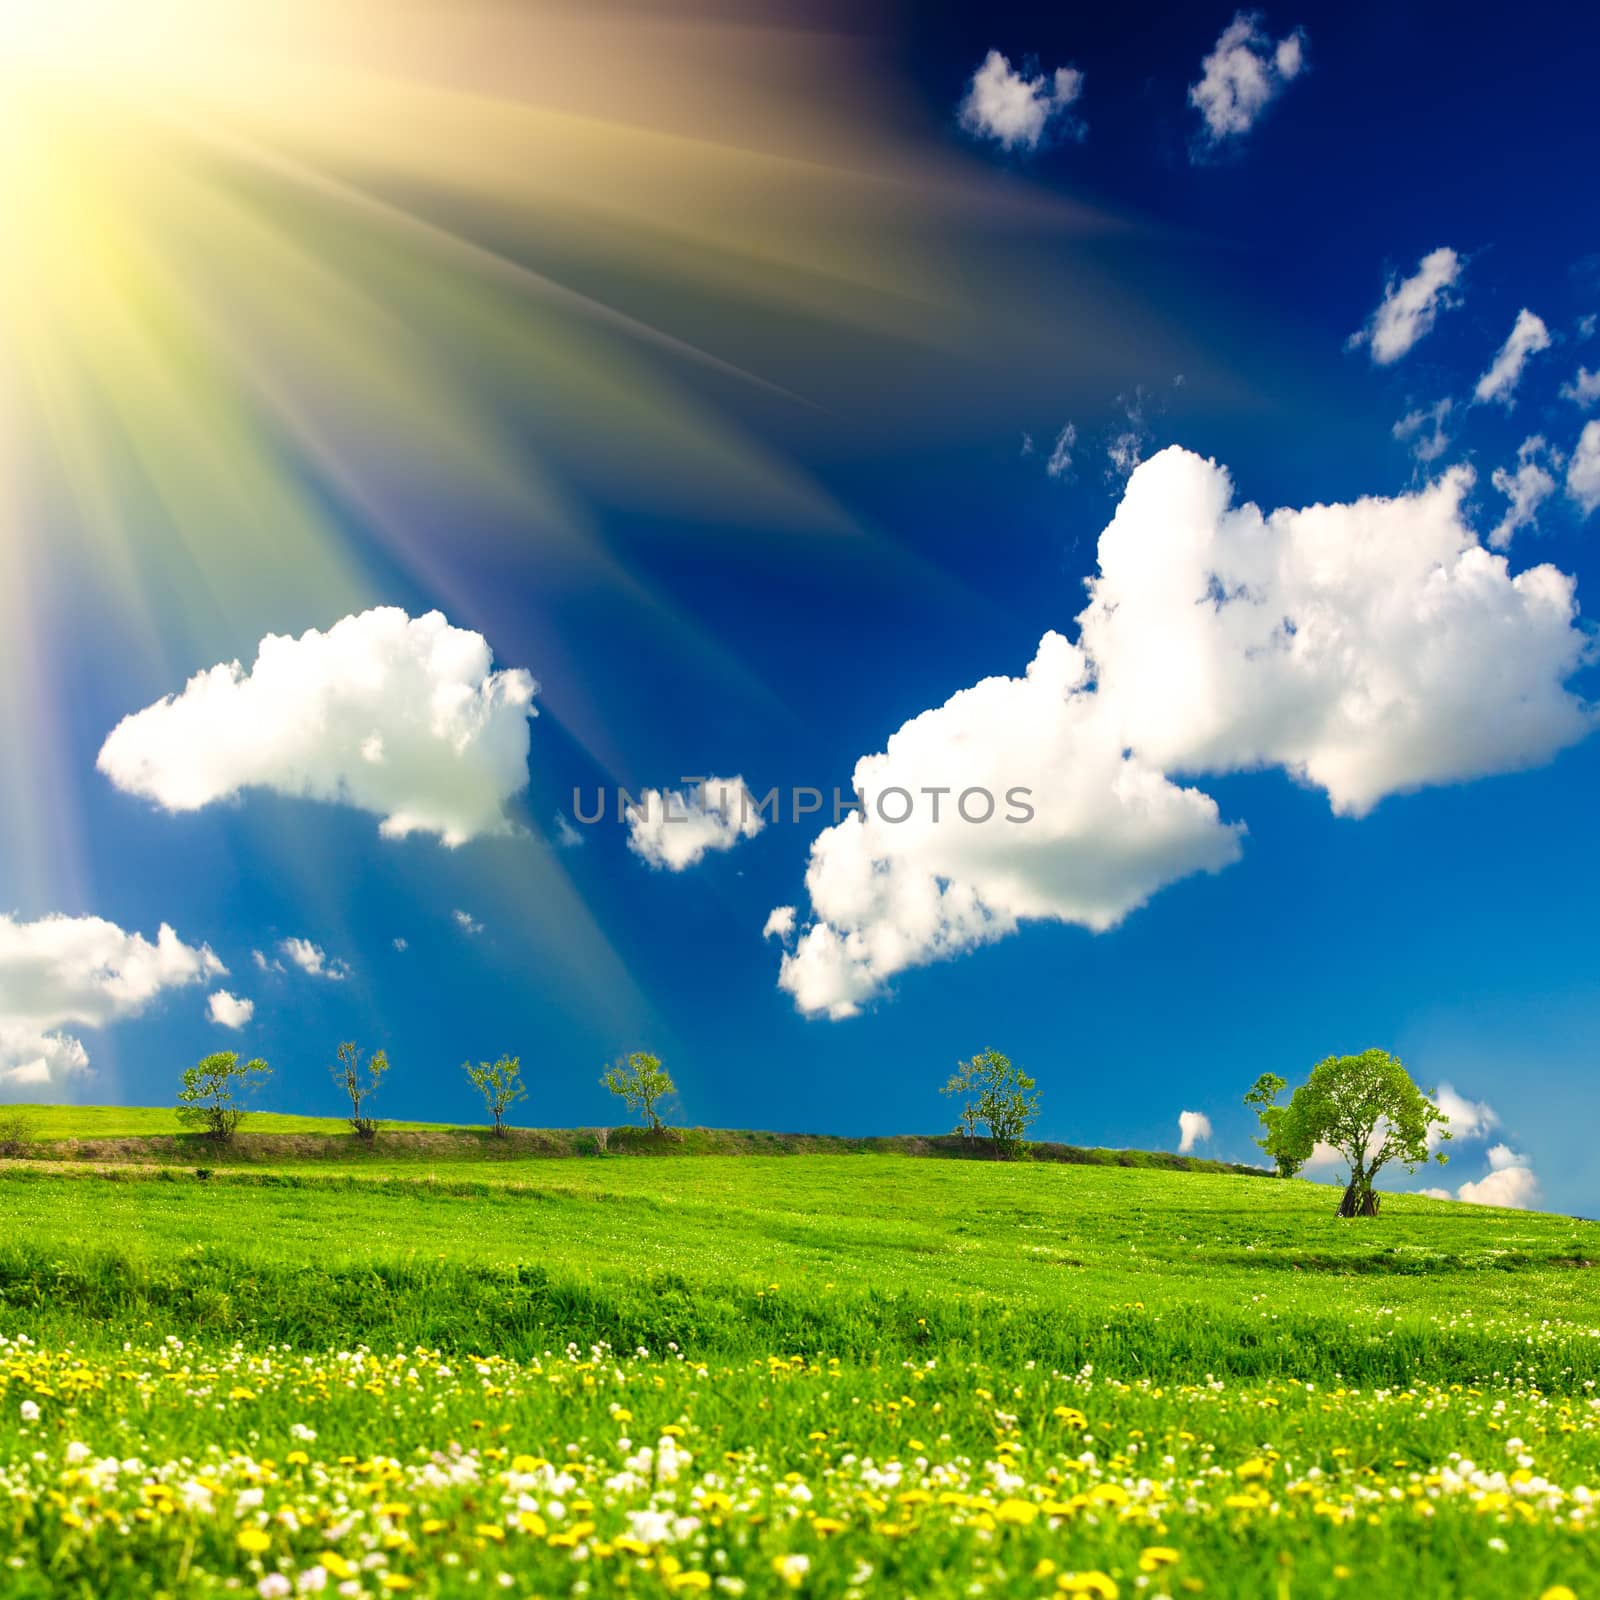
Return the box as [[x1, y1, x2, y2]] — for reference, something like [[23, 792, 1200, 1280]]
[[1243, 1072, 1305, 1178], [600, 1051, 676, 1131], [331, 1041, 389, 1139], [941, 1048, 1039, 1160], [463, 1054, 526, 1136], [0, 1110, 36, 1158], [1276, 1048, 1450, 1217], [176, 1051, 271, 1142]]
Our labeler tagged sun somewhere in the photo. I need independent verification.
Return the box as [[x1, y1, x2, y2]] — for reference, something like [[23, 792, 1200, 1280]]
[[0, 0, 1086, 900]]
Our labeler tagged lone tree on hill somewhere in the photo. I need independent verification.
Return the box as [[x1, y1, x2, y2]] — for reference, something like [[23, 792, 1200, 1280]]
[[463, 1054, 526, 1136], [176, 1051, 271, 1142], [601, 1051, 676, 1131], [1273, 1048, 1450, 1216], [331, 1040, 389, 1139], [942, 1048, 1038, 1160], [1243, 1072, 1306, 1178]]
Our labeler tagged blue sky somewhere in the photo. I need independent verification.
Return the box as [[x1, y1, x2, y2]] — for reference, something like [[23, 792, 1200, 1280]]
[[4, 0, 1599, 1213]]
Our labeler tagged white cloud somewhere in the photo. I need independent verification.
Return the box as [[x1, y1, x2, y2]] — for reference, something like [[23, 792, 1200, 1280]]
[[775, 630, 1244, 1019], [1188, 12, 1307, 147], [1393, 398, 1454, 465], [553, 811, 584, 849], [0, 913, 222, 1091], [206, 990, 254, 1030], [1178, 1110, 1213, 1154], [1106, 391, 1153, 481], [392, 938, 408, 953], [97, 608, 538, 848], [763, 905, 797, 942], [1561, 367, 1600, 408], [775, 447, 1594, 1016], [1489, 436, 1561, 550], [252, 949, 284, 975], [1350, 248, 1463, 365], [280, 937, 348, 981], [1474, 309, 1552, 407], [1046, 422, 1077, 480], [958, 50, 1084, 152], [1079, 449, 1592, 817], [1456, 1144, 1541, 1209], [626, 776, 766, 872], [1431, 1081, 1499, 1148], [1568, 419, 1600, 516], [452, 910, 484, 936]]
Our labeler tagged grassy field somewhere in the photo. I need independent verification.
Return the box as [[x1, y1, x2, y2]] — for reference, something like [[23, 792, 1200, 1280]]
[[0, 1115, 1595, 1598]]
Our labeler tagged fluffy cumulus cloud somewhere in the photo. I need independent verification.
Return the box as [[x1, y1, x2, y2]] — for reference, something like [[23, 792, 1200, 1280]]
[[206, 990, 254, 1030], [772, 629, 1244, 1019], [1474, 309, 1552, 407], [626, 776, 766, 872], [1178, 1110, 1213, 1154], [1352, 248, 1463, 365], [452, 910, 484, 936], [280, 938, 348, 981], [1431, 1081, 1499, 1147], [97, 608, 538, 848], [1393, 398, 1454, 465], [958, 50, 1084, 151], [1489, 436, 1562, 550], [1456, 1144, 1541, 1210], [1188, 12, 1307, 147], [773, 447, 1595, 1017], [1079, 450, 1592, 816], [763, 905, 797, 942], [0, 913, 222, 1092], [1568, 419, 1600, 516]]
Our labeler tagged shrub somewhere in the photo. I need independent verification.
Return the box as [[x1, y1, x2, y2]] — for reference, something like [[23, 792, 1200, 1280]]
[[0, 1111, 34, 1158]]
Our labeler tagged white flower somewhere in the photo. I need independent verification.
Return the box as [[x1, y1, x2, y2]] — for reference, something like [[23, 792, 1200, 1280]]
[[18, 1401, 39, 1423], [257, 1577, 292, 1599], [64, 1441, 91, 1465], [295, 1567, 329, 1593], [625, 1509, 675, 1546]]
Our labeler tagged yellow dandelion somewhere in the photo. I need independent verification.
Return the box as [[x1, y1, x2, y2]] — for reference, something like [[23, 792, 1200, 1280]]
[[995, 1498, 1039, 1526]]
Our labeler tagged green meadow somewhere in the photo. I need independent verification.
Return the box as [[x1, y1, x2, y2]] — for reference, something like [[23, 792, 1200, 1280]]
[[0, 1114, 1595, 1597]]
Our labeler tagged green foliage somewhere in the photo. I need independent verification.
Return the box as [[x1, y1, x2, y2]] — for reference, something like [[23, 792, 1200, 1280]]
[[1277, 1048, 1450, 1216], [330, 1042, 389, 1139], [462, 1055, 526, 1135], [1243, 1071, 1304, 1177], [941, 1047, 1038, 1159], [0, 1110, 33, 1157], [600, 1051, 676, 1131], [174, 1052, 271, 1142]]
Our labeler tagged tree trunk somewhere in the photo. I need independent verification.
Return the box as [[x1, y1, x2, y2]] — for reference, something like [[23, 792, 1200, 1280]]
[[1337, 1181, 1380, 1217]]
